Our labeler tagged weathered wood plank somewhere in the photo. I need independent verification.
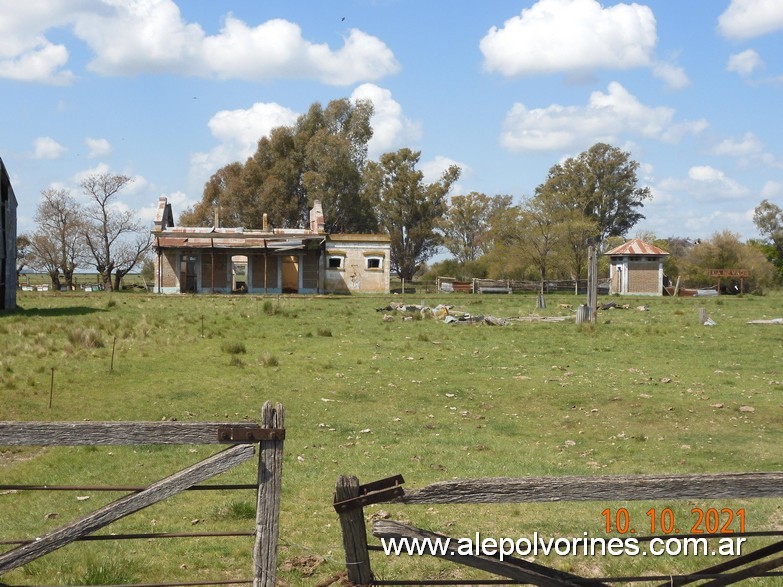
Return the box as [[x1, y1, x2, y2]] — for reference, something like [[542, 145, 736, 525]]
[[253, 401, 284, 587], [372, 520, 604, 587], [399, 472, 783, 504], [336, 475, 373, 586], [0, 421, 270, 446], [0, 443, 255, 573]]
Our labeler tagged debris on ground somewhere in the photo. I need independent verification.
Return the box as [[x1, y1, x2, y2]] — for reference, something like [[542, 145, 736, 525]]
[[376, 301, 570, 325], [747, 318, 783, 324]]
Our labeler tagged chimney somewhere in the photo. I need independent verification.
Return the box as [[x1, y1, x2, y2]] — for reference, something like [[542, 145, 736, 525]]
[[214, 207, 220, 228], [309, 200, 325, 233], [262, 213, 268, 231]]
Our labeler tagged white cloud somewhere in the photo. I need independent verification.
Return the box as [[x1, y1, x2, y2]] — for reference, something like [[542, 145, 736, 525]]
[[761, 180, 783, 198], [0, 0, 399, 84], [711, 132, 783, 168], [85, 137, 112, 158], [351, 84, 421, 158], [718, 0, 783, 40], [202, 19, 400, 85], [500, 82, 707, 152], [0, 0, 81, 84], [480, 0, 657, 76], [69, 1, 397, 83], [420, 156, 467, 187], [726, 49, 764, 76], [651, 62, 690, 89], [658, 165, 748, 202], [711, 132, 764, 157], [33, 136, 67, 159], [189, 102, 299, 189]]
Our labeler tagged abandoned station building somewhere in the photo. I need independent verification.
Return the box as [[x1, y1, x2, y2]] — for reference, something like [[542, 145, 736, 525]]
[[151, 197, 391, 295]]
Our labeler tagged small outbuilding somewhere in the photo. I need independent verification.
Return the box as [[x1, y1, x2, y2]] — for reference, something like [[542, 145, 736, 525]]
[[151, 197, 391, 295], [605, 239, 669, 296], [1, 158, 18, 311]]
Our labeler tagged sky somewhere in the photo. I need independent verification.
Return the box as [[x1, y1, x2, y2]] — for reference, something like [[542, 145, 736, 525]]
[[2, 0, 783, 249]]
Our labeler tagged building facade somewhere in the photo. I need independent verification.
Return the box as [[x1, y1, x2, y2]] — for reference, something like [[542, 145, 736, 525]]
[[605, 239, 669, 296], [1, 158, 17, 311], [151, 197, 390, 295]]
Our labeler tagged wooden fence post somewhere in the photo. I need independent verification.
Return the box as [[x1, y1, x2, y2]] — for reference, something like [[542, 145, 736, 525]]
[[336, 475, 373, 586], [253, 402, 284, 587]]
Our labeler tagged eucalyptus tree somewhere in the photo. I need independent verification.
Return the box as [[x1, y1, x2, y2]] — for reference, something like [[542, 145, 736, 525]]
[[537, 142, 651, 246], [441, 192, 513, 264], [182, 98, 377, 233], [363, 148, 460, 281]]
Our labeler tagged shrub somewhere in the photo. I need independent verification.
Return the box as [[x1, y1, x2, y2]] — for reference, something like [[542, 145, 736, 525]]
[[221, 341, 246, 354], [261, 353, 279, 368], [67, 327, 105, 349]]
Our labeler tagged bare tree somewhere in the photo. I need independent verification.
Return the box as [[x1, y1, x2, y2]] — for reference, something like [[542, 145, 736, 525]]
[[112, 233, 152, 291], [15, 234, 31, 283], [81, 173, 151, 291], [31, 188, 88, 290]]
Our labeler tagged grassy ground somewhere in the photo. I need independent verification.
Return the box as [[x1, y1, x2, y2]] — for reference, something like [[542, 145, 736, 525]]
[[0, 290, 781, 585]]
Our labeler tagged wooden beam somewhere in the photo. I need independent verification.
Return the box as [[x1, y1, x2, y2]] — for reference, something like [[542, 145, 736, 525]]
[[372, 519, 605, 587], [0, 444, 255, 573], [399, 472, 783, 504], [0, 421, 277, 446]]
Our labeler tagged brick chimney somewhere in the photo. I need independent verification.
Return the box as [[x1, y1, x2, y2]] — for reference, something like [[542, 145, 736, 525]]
[[309, 200, 325, 233]]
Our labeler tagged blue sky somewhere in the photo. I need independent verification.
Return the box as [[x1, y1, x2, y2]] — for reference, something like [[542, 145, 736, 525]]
[[2, 0, 783, 247]]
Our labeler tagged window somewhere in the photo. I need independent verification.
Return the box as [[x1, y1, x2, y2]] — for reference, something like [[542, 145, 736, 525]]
[[366, 256, 383, 270], [328, 256, 343, 269]]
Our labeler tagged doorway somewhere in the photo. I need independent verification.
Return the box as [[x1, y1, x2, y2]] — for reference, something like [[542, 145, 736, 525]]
[[180, 255, 198, 293], [281, 255, 299, 293]]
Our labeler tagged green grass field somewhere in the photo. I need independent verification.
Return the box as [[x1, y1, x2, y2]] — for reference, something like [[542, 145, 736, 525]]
[[1, 290, 781, 585]]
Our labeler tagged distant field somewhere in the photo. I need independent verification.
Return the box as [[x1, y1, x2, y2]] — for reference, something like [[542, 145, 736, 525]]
[[1, 290, 781, 585]]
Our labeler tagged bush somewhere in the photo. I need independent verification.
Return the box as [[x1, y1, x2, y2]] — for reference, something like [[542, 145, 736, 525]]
[[221, 341, 246, 354]]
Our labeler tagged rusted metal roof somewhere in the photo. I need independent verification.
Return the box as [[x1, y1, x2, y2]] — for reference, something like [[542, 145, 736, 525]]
[[155, 235, 321, 251], [605, 239, 669, 256]]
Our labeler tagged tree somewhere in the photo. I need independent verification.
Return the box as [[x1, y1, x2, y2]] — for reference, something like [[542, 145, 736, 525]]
[[679, 230, 776, 291], [364, 148, 460, 281], [182, 98, 377, 233], [15, 234, 31, 283], [753, 199, 783, 273], [516, 193, 563, 290], [31, 188, 87, 290], [441, 193, 513, 263], [537, 143, 651, 246], [81, 173, 151, 291]]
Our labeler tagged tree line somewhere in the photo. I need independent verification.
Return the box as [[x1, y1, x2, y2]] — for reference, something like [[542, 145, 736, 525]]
[[17, 174, 151, 291], [20, 96, 783, 291], [178, 99, 653, 283]]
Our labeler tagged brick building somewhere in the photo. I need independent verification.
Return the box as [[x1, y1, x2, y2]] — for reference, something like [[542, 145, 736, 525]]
[[151, 197, 390, 295], [605, 239, 669, 296]]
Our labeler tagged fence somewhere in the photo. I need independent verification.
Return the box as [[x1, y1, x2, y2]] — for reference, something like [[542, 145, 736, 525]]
[[334, 471, 783, 586], [436, 277, 611, 295], [0, 401, 284, 587]]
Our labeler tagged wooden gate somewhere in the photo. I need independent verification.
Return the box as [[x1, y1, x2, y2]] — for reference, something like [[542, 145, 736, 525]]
[[0, 401, 284, 587], [335, 471, 783, 586]]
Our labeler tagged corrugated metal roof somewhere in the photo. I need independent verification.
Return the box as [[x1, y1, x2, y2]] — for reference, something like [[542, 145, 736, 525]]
[[605, 239, 669, 256]]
